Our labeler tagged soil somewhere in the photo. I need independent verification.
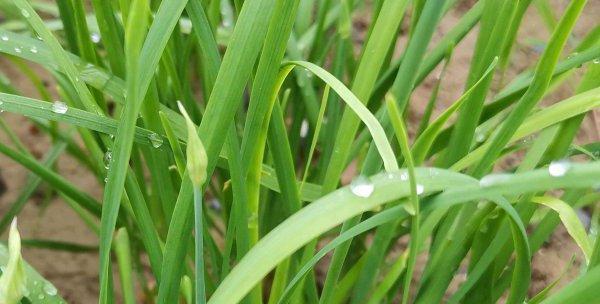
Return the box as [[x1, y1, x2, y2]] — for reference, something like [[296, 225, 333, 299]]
[[1, 1, 599, 303]]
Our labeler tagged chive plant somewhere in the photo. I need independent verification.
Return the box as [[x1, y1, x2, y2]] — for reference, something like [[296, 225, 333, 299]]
[[0, 0, 599, 303]]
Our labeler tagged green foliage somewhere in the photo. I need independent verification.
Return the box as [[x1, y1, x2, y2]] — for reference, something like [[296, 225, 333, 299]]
[[0, 0, 598, 303]]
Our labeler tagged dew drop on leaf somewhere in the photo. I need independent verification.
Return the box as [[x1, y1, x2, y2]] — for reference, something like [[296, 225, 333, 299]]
[[475, 131, 486, 143], [416, 184, 424, 195], [209, 198, 222, 211], [30, 46, 38, 54], [1, 35, 8, 41], [548, 159, 570, 177], [21, 9, 30, 18], [247, 213, 258, 229], [479, 174, 510, 187], [148, 133, 163, 148], [14, 47, 22, 53], [43, 282, 57, 296], [51, 101, 68, 114], [480, 224, 489, 233], [350, 175, 374, 198], [103, 151, 112, 169], [90, 32, 101, 43], [300, 120, 309, 138]]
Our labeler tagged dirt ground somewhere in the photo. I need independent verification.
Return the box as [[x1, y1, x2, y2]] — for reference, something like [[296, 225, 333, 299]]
[[1, 1, 599, 303]]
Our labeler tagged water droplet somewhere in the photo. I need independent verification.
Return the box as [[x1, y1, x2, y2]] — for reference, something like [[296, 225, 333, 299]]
[[247, 213, 258, 229], [90, 32, 101, 43], [567, 52, 579, 60], [479, 223, 489, 233], [38, 294, 45, 300], [548, 159, 570, 177], [148, 133, 163, 148], [479, 174, 511, 187], [475, 132, 486, 143], [428, 168, 439, 177], [532, 43, 545, 54], [104, 177, 108, 183], [51, 101, 68, 114], [305, 69, 313, 79], [209, 199, 221, 211], [594, 58, 600, 64], [222, 18, 232, 27], [1, 35, 8, 41], [350, 175, 375, 198], [43, 283, 57, 296], [14, 46, 22, 53], [21, 9, 30, 18], [300, 120, 309, 138], [520, 134, 536, 145], [30, 46, 38, 53], [103, 151, 112, 169], [416, 184, 424, 195], [400, 173, 408, 181], [36, 35, 43, 41]]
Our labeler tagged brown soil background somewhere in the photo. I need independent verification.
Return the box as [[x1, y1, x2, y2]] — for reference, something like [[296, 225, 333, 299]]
[[1, 1, 599, 303]]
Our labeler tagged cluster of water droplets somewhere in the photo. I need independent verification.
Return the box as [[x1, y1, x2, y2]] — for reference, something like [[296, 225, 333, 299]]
[[51, 101, 68, 114], [24, 280, 60, 301], [350, 171, 427, 200], [104, 150, 112, 170], [2, 32, 40, 55]]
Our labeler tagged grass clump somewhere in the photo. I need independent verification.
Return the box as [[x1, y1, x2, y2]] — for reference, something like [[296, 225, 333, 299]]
[[0, 0, 599, 303]]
